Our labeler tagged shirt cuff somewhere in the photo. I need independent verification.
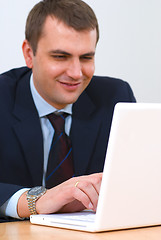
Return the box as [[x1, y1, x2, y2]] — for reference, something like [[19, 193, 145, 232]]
[[0, 188, 30, 219]]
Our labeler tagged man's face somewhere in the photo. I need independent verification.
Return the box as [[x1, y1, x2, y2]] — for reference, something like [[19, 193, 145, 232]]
[[23, 16, 97, 109]]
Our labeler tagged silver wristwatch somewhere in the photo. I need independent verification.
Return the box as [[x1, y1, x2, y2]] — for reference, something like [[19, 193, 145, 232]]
[[26, 186, 46, 215]]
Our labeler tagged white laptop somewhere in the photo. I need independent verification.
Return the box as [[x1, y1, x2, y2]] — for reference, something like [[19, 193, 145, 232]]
[[30, 103, 161, 232]]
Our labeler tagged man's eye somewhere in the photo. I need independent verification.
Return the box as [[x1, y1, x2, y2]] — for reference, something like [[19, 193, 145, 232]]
[[52, 55, 67, 59], [81, 56, 93, 61]]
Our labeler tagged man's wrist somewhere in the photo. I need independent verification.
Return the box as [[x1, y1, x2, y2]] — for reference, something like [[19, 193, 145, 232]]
[[17, 190, 31, 218], [26, 187, 47, 215]]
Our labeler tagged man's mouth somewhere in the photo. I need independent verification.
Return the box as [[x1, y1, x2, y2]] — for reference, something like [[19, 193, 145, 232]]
[[60, 81, 80, 85], [59, 81, 81, 90]]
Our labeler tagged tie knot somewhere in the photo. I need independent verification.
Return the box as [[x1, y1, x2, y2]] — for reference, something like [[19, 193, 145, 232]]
[[47, 112, 68, 134]]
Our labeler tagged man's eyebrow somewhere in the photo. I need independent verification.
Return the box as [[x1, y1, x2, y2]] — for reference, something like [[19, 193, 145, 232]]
[[49, 50, 71, 56], [80, 52, 95, 57], [49, 50, 95, 57]]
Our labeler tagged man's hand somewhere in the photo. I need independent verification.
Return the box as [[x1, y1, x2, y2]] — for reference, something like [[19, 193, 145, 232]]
[[17, 173, 102, 218]]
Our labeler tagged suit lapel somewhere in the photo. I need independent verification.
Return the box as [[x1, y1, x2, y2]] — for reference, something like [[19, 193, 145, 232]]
[[12, 72, 44, 186], [11, 70, 104, 182], [71, 91, 103, 176]]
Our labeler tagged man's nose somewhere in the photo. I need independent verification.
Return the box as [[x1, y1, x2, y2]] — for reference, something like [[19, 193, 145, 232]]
[[66, 58, 83, 80]]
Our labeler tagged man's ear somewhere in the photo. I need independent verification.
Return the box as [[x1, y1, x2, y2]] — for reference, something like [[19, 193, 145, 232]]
[[22, 40, 34, 68]]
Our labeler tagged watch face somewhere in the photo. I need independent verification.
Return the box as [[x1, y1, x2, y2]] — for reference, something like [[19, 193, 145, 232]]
[[28, 186, 46, 195]]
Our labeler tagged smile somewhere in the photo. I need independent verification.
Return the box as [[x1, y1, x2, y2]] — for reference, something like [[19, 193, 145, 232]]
[[59, 81, 81, 90], [60, 81, 80, 86]]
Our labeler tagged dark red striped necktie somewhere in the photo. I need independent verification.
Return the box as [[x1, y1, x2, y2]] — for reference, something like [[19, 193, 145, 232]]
[[46, 112, 74, 188]]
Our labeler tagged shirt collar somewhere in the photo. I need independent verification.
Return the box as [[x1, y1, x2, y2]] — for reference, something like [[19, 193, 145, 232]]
[[30, 74, 72, 117]]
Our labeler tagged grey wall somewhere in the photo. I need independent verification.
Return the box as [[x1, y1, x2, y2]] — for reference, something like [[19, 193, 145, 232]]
[[0, 0, 161, 102]]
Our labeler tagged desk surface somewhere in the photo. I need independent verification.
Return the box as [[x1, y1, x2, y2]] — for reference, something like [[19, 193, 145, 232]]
[[1, 221, 161, 240]]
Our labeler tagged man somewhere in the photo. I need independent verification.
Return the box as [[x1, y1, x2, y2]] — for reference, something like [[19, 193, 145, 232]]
[[0, 0, 135, 221]]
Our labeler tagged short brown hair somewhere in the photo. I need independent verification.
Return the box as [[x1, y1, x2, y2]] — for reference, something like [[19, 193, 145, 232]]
[[25, 0, 99, 55]]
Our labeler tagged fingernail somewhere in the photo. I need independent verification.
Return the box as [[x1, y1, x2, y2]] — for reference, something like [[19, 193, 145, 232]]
[[88, 202, 93, 209]]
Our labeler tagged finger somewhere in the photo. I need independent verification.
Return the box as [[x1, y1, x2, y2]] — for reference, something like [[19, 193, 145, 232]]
[[72, 185, 94, 210], [74, 181, 99, 211], [80, 172, 103, 195], [90, 173, 103, 195]]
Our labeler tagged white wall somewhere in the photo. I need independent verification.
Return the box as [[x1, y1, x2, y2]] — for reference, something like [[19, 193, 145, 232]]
[[0, 0, 161, 102]]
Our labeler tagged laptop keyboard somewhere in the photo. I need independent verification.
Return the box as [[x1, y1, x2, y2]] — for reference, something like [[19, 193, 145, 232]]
[[60, 211, 96, 222]]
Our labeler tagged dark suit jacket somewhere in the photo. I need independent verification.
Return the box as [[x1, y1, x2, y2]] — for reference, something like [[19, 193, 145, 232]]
[[0, 67, 136, 218]]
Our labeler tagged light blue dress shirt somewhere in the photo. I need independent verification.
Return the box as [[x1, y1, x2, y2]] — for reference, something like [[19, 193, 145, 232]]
[[0, 75, 72, 218]]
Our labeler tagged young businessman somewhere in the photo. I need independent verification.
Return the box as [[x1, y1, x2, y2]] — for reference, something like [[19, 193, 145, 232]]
[[0, 0, 136, 221]]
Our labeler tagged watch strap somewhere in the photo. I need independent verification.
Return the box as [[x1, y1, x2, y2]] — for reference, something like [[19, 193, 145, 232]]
[[26, 187, 46, 215], [27, 195, 38, 215]]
